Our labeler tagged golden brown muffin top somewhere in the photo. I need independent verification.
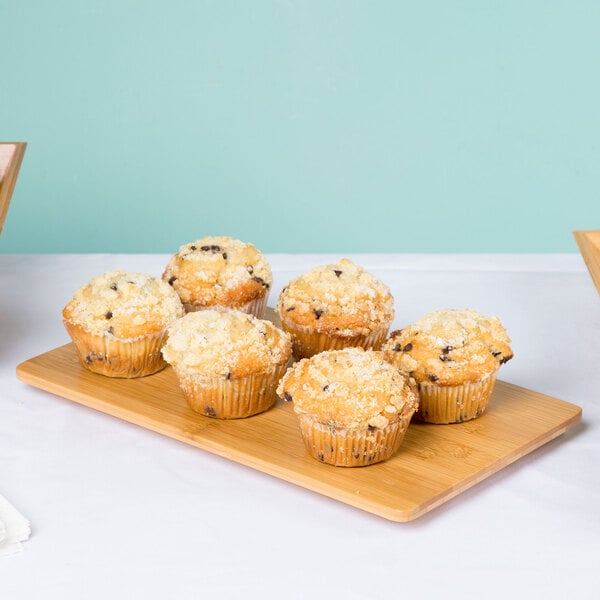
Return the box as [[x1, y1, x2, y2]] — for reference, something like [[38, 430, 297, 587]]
[[162, 236, 272, 308], [382, 308, 513, 385], [162, 310, 291, 378], [277, 259, 394, 336], [62, 270, 184, 339], [276, 347, 418, 430]]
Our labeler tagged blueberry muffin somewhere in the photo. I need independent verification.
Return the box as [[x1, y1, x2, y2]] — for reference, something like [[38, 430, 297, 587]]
[[162, 310, 291, 419], [162, 236, 272, 317], [382, 308, 513, 424], [63, 270, 184, 377], [277, 258, 394, 360], [277, 347, 419, 467]]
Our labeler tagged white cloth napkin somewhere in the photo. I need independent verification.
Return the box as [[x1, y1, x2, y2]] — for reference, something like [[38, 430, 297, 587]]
[[0, 143, 16, 183], [0, 494, 30, 556]]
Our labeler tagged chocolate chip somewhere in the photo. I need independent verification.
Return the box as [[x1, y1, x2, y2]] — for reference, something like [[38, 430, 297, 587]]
[[439, 354, 453, 362], [85, 352, 103, 363], [333, 269, 342, 277], [105, 311, 113, 319], [428, 374, 439, 382], [492, 351, 501, 357], [200, 245, 211, 251], [442, 345, 454, 354], [403, 342, 413, 352], [499, 355, 512, 365], [283, 391, 293, 402], [107, 326, 114, 335], [285, 306, 295, 312], [313, 309, 324, 320], [110, 283, 118, 291], [247, 265, 254, 274], [317, 452, 325, 462], [168, 276, 177, 286], [393, 343, 402, 352], [322, 384, 329, 392], [251, 276, 270, 289], [211, 245, 221, 252], [204, 406, 216, 417], [226, 372, 231, 380], [190, 245, 197, 251], [222, 252, 227, 260], [367, 424, 376, 431]]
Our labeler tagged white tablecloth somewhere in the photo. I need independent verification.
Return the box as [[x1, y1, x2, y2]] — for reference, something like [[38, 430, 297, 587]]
[[1, 254, 598, 599]]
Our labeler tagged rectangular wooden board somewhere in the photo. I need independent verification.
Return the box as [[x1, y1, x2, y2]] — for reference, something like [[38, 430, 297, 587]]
[[573, 230, 600, 296], [16, 344, 581, 522]]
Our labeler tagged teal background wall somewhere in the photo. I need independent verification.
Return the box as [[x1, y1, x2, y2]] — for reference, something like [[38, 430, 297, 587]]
[[1, 1, 599, 254]]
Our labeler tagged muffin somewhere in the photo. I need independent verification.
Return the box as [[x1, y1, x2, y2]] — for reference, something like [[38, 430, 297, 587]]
[[382, 308, 513, 424], [63, 270, 184, 378], [277, 347, 419, 467], [162, 236, 272, 317], [277, 258, 394, 360], [162, 310, 292, 419]]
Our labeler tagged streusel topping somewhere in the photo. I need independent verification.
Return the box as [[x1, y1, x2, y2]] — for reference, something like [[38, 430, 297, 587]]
[[162, 236, 272, 308], [162, 310, 291, 378], [62, 271, 184, 339], [277, 347, 418, 430], [382, 308, 513, 385], [277, 259, 394, 336]]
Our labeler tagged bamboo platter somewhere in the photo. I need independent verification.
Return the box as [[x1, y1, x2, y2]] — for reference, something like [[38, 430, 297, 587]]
[[573, 230, 600, 296], [16, 337, 581, 522]]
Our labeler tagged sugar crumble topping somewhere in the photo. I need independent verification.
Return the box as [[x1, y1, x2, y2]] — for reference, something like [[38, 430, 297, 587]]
[[277, 347, 418, 429], [162, 310, 291, 378], [63, 270, 184, 338], [162, 236, 272, 308], [382, 308, 513, 385], [277, 258, 394, 335]]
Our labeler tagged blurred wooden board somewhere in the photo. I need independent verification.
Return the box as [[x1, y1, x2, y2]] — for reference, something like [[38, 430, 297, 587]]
[[0, 142, 27, 235], [573, 230, 600, 296], [16, 344, 581, 522]]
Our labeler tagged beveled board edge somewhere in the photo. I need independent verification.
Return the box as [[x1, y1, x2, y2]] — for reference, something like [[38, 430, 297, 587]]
[[405, 405, 581, 521]]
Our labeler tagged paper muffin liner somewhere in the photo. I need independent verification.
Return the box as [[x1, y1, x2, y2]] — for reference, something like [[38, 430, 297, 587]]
[[295, 408, 415, 467], [183, 292, 268, 319], [280, 317, 390, 360], [64, 321, 168, 378], [416, 371, 499, 424], [174, 362, 288, 419]]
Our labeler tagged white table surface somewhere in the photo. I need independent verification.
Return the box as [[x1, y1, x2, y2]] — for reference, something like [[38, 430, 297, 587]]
[[1, 253, 598, 599]]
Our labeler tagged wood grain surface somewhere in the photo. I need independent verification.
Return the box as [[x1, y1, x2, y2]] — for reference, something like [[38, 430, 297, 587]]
[[573, 230, 600, 296], [16, 343, 581, 522]]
